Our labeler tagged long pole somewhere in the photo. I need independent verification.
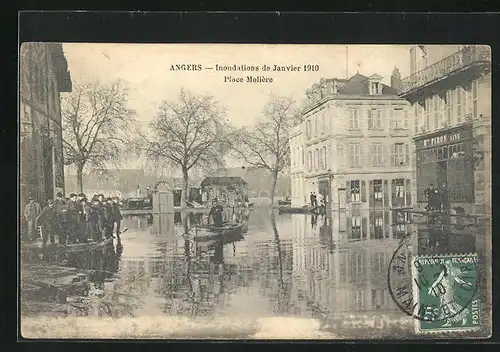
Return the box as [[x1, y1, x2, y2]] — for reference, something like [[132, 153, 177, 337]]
[[52, 145, 57, 199]]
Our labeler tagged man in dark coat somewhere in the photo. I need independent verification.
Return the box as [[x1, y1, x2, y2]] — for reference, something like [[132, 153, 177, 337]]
[[112, 196, 123, 237], [66, 193, 80, 244], [97, 194, 107, 241], [208, 198, 224, 228], [53, 192, 67, 245], [439, 182, 449, 212], [104, 197, 116, 238], [36, 199, 57, 247], [424, 184, 441, 211], [310, 192, 315, 207], [88, 197, 101, 241], [77, 193, 90, 243]]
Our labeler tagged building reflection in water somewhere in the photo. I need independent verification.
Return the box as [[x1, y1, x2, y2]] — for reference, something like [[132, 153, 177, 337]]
[[68, 207, 480, 322], [290, 208, 478, 322]]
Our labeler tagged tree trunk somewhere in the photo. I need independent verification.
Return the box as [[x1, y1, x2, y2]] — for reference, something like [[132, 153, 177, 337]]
[[182, 167, 189, 209], [269, 170, 279, 207], [76, 164, 84, 194]]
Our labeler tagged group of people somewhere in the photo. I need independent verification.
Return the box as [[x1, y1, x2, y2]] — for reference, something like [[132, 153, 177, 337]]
[[309, 192, 327, 208], [424, 183, 448, 212], [23, 192, 123, 247]]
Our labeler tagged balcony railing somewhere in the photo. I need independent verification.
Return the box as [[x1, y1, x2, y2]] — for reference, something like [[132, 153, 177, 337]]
[[400, 45, 491, 95]]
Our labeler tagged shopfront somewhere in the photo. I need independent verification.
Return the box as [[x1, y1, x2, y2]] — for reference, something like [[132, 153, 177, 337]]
[[415, 124, 474, 204]]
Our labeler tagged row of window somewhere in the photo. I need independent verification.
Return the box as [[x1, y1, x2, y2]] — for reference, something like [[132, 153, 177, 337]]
[[345, 143, 411, 168], [418, 142, 466, 164], [294, 143, 411, 171], [304, 106, 410, 139], [306, 146, 329, 171], [345, 179, 412, 207], [414, 81, 479, 133], [348, 107, 409, 131]]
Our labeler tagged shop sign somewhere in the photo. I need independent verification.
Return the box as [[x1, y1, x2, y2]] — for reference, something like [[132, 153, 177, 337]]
[[418, 127, 472, 148]]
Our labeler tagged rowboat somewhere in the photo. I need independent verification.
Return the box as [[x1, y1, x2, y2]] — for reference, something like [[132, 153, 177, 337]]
[[194, 221, 245, 242]]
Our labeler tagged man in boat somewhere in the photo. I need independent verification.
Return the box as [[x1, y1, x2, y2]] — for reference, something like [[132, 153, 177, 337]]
[[111, 196, 123, 237], [24, 195, 41, 242], [36, 199, 57, 247], [208, 198, 224, 228]]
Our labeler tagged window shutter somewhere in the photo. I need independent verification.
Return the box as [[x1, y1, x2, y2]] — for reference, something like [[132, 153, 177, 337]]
[[390, 109, 395, 129], [406, 179, 412, 207], [362, 217, 367, 239], [390, 144, 396, 166], [347, 216, 352, 236], [383, 180, 389, 207], [377, 109, 382, 129], [405, 144, 410, 165], [403, 110, 408, 129], [369, 180, 374, 207], [361, 181, 367, 202], [369, 144, 375, 165], [348, 144, 354, 166], [368, 109, 373, 129], [391, 179, 397, 208], [384, 209, 390, 238], [346, 181, 351, 203]]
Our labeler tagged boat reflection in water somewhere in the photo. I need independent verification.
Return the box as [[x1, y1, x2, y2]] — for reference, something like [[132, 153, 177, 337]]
[[29, 206, 481, 338]]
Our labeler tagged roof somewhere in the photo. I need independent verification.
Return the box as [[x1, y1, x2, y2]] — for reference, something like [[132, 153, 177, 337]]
[[337, 73, 398, 96], [200, 176, 248, 187], [47, 43, 72, 93]]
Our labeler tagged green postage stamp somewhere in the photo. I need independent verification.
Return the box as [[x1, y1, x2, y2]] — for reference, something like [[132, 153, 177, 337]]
[[411, 253, 480, 334]]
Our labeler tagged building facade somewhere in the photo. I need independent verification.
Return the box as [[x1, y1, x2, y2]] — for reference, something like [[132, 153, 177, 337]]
[[399, 45, 491, 215], [290, 73, 414, 215], [20, 43, 72, 206]]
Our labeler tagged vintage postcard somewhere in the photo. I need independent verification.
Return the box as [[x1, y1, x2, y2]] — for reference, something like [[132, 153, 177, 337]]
[[19, 43, 492, 339]]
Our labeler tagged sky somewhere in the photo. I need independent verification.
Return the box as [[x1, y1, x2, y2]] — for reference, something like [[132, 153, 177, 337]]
[[62, 44, 412, 170]]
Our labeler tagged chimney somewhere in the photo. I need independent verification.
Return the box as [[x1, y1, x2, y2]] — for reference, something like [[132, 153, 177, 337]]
[[391, 66, 402, 92]]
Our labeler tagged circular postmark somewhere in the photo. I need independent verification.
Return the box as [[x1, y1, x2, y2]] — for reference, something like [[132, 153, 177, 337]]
[[387, 232, 479, 325]]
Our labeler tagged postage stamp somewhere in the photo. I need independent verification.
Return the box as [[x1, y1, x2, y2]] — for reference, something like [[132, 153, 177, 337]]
[[411, 253, 480, 334]]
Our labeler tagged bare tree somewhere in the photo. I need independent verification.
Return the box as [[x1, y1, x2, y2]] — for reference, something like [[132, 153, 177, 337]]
[[61, 80, 137, 192], [232, 95, 295, 206], [138, 89, 234, 208]]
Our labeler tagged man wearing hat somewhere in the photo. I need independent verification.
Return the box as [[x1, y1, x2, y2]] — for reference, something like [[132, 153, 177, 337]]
[[53, 192, 67, 245], [36, 199, 57, 247], [208, 198, 224, 228], [24, 196, 41, 241], [88, 196, 101, 241], [104, 197, 116, 238], [96, 195, 107, 241], [66, 193, 80, 244], [111, 196, 123, 237], [77, 193, 89, 243]]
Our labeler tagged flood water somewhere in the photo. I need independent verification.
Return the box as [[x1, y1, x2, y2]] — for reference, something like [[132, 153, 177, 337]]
[[21, 207, 482, 338]]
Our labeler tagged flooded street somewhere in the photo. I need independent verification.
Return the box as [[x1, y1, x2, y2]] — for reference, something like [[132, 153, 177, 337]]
[[21, 207, 481, 339]]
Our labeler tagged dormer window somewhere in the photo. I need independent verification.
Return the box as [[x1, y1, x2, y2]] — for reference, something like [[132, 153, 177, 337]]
[[368, 73, 384, 95]]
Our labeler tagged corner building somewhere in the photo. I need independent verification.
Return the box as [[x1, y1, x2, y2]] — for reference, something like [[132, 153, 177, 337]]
[[19, 43, 72, 205], [398, 45, 491, 215], [290, 72, 414, 219]]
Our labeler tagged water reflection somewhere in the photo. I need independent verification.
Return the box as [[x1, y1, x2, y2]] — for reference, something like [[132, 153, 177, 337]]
[[22, 206, 483, 334]]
